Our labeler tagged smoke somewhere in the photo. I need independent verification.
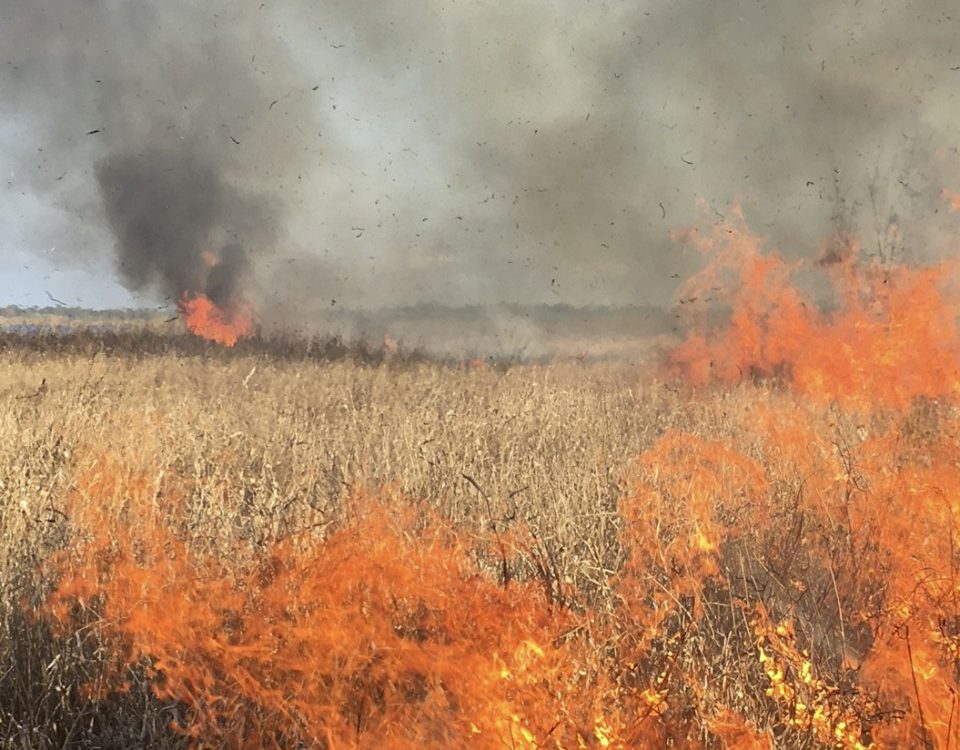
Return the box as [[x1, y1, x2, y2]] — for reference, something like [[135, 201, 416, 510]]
[[95, 148, 266, 305], [1, 0, 308, 312], [3, 0, 960, 323]]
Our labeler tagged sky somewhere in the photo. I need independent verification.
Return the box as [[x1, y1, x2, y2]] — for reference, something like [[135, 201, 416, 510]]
[[3, 0, 960, 317]]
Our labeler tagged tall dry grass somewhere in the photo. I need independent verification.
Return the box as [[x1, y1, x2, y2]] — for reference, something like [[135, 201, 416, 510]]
[[0, 336, 956, 748], [0, 347, 671, 747]]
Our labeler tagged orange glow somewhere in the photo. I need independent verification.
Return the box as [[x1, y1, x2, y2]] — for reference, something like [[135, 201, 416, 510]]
[[45, 467, 608, 749], [39, 204, 960, 747], [942, 189, 960, 212], [177, 292, 253, 346], [45, 387, 960, 745], [666, 207, 960, 408]]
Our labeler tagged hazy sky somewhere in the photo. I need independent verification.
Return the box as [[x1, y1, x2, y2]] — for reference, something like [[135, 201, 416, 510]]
[[3, 0, 960, 314]]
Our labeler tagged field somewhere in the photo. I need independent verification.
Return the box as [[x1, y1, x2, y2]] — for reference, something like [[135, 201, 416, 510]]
[[0, 302, 674, 363], [3, 220, 960, 748]]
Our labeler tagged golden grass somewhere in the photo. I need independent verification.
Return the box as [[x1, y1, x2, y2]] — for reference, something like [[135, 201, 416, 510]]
[[1, 340, 956, 748], [0, 348, 670, 746]]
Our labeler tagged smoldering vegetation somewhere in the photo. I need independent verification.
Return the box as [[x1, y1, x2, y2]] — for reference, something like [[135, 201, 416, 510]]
[[0, 302, 674, 364]]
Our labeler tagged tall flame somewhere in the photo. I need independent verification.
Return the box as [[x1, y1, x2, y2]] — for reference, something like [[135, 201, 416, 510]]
[[666, 206, 960, 408], [35, 198, 960, 747], [177, 292, 253, 346]]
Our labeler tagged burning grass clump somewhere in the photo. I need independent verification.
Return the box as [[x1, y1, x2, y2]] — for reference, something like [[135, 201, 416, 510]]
[[42, 460, 621, 749], [31, 392, 960, 748], [6, 211, 960, 747], [667, 206, 960, 409]]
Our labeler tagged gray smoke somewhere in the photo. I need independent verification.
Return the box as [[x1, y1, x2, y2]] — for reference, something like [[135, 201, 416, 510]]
[[2, 0, 307, 314], [95, 148, 265, 307], [3, 0, 960, 324]]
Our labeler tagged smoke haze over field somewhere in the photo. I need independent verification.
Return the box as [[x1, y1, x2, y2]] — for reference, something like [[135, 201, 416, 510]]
[[3, 0, 960, 319]]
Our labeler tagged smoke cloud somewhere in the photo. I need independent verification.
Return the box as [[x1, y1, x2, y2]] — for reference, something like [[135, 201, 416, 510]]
[[2, 0, 308, 315], [95, 148, 265, 306], [3, 0, 960, 326]]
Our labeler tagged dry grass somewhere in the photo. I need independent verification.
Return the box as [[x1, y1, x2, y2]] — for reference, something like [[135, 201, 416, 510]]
[[0, 334, 955, 748], [0, 343, 672, 747]]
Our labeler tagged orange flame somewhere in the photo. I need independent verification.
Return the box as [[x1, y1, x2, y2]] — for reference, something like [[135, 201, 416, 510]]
[[177, 292, 253, 346], [46, 467, 608, 748], [39, 201, 960, 748], [667, 207, 960, 408]]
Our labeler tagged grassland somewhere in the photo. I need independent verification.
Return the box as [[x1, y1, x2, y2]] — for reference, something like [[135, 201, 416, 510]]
[[0, 331, 955, 748]]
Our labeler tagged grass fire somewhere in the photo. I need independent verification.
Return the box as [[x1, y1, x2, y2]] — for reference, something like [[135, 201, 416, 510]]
[[1, 209, 960, 747], [174, 251, 255, 347], [177, 292, 254, 348], [5, 1, 960, 747]]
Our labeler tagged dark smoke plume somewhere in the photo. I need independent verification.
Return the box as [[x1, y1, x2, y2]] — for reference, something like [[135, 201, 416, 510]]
[[95, 147, 266, 305], [2, 0, 308, 314], [3, 0, 960, 335]]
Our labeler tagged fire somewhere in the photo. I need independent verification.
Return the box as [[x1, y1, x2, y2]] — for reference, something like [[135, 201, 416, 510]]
[[658, 207, 960, 747], [35, 202, 960, 747], [667, 206, 960, 408], [46, 469, 602, 748], [177, 292, 253, 346]]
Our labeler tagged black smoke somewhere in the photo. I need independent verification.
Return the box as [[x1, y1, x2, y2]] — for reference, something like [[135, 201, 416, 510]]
[[95, 147, 265, 307], [3, 0, 960, 324], [1, 0, 308, 313]]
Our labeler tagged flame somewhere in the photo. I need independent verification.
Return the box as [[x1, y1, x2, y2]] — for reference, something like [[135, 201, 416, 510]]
[[177, 292, 253, 346], [37, 201, 960, 747], [46, 471, 608, 748], [666, 207, 960, 408]]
